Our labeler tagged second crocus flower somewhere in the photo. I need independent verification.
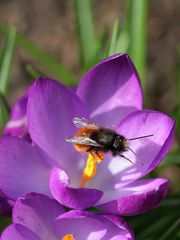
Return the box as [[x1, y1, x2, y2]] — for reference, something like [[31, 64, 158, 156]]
[[1, 193, 134, 240]]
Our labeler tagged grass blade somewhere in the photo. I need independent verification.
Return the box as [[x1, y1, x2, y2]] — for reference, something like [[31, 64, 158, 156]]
[[175, 45, 180, 101], [0, 216, 11, 233], [25, 64, 47, 79], [159, 218, 180, 240], [108, 19, 130, 57], [128, 0, 148, 93], [17, 34, 76, 85], [163, 152, 180, 166], [0, 22, 76, 86], [0, 28, 15, 132], [115, 28, 129, 54], [127, 195, 180, 239], [74, 0, 96, 66], [113, 2, 131, 55], [0, 92, 9, 133], [108, 19, 120, 56], [0, 27, 16, 94]]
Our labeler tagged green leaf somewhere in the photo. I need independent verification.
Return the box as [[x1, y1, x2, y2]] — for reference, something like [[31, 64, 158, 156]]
[[0, 22, 76, 86], [128, 0, 148, 93], [107, 18, 130, 57], [172, 46, 180, 136], [111, 3, 131, 55], [96, 23, 109, 56], [0, 92, 9, 133], [159, 218, 180, 240], [0, 27, 16, 94], [0, 216, 11, 233], [174, 45, 180, 103], [25, 64, 47, 79], [163, 152, 180, 166], [0, 28, 15, 132], [108, 19, 120, 56], [126, 194, 180, 240], [74, 0, 96, 66], [172, 104, 180, 133], [0, 46, 4, 68], [115, 28, 129, 54]]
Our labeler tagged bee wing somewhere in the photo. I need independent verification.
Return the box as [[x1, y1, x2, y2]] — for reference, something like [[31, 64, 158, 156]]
[[66, 136, 101, 147], [73, 117, 100, 129]]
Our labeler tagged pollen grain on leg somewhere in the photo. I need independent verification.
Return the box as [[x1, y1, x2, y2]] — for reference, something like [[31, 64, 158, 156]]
[[62, 233, 75, 240]]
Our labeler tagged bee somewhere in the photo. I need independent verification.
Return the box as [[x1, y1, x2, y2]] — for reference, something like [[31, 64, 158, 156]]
[[66, 117, 153, 164]]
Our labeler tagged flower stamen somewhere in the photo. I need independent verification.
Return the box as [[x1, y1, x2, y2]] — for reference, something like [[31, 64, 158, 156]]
[[62, 233, 75, 240], [80, 151, 104, 187]]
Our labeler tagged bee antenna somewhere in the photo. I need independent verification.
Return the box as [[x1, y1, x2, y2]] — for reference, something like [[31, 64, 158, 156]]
[[126, 146, 144, 166], [119, 154, 133, 164], [127, 134, 153, 141]]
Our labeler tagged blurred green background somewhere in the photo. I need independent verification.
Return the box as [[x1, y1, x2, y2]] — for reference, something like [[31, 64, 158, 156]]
[[0, 0, 180, 239]]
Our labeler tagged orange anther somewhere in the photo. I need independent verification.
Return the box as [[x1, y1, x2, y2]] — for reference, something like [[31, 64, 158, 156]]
[[80, 151, 104, 187], [62, 233, 75, 240]]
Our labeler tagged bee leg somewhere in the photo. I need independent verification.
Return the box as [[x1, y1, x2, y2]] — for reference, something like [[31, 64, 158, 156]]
[[87, 147, 104, 163], [119, 154, 133, 164], [95, 149, 104, 163]]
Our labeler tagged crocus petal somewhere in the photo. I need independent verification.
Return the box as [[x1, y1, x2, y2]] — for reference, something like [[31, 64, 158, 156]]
[[116, 110, 175, 182], [77, 54, 142, 127], [54, 210, 134, 240], [97, 178, 168, 215], [13, 193, 65, 240], [4, 118, 29, 140], [9, 90, 29, 120], [1, 224, 41, 240], [0, 137, 51, 200], [103, 215, 134, 239], [28, 77, 88, 184], [93, 110, 174, 192], [4, 90, 29, 138], [50, 167, 103, 209]]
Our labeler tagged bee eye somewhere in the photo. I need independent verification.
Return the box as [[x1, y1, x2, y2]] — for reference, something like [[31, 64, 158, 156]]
[[117, 137, 122, 143]]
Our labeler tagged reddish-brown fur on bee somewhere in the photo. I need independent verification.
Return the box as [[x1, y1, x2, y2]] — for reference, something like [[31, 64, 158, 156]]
[[73, 127, 96, 152]]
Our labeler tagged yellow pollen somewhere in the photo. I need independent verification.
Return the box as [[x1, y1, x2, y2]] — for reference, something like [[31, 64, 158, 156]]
[[62, 234, 75, 240], [80, 151, 104, 187]]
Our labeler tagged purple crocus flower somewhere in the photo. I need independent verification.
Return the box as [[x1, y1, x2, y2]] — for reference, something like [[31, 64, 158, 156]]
[[0, 54, 175, 215], [3, 89, 29, 138], [0, 90, 30, 215], [1, 193, 134, 240]]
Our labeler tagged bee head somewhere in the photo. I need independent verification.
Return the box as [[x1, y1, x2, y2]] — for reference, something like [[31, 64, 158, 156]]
[[113, 135, 127, 151]]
